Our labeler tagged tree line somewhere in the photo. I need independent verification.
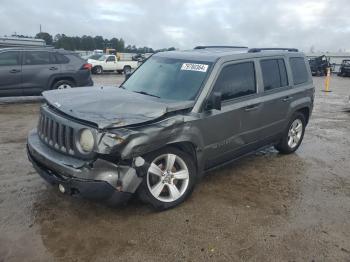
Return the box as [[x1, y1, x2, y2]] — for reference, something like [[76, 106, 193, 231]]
[[33, 32, 175, 53]]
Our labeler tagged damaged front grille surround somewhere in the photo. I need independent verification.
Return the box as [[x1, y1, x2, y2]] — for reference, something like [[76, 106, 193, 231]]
[[37, 105, 97, 159]]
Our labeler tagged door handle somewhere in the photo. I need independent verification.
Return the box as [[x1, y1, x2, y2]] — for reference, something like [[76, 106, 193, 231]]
[[244, 104, 260, 112], [9, 69, 20, 73], [282, 96, 293, 102], [49, 67, 58, 70]]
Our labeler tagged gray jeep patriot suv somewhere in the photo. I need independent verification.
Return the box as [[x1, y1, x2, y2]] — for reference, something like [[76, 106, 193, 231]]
[[27, 46, 314, 210]]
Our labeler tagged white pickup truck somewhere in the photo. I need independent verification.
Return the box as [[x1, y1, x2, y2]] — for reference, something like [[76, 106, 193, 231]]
[[88, 55, 139, 74]]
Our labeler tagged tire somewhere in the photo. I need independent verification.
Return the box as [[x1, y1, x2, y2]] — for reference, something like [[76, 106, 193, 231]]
[[117, 70, 123, 74], [51, 80, 75, 90], [94, 66, 103, 75], [274, 112, 306, 154], [137, 146, 197, 211], [123, 66, 131, 74]]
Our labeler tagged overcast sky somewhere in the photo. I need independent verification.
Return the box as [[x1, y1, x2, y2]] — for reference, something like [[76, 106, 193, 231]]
[[1, 0, 349, 51]]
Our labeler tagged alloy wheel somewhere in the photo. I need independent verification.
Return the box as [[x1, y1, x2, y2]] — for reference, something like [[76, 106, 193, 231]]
[[288, 119, 303, 148], [146, 154, 190, 202]]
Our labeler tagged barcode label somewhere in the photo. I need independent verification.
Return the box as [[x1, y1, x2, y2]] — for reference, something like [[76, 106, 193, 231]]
[[181, 63, 208, 72]]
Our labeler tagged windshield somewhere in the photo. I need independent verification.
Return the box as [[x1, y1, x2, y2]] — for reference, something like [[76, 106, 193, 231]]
[[98, 55, 107, 61], [122, 56, 212, 101], [89, 54, 103, 60]]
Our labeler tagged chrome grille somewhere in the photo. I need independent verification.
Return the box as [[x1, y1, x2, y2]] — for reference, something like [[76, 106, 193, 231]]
[[37, 110, 75, 155]]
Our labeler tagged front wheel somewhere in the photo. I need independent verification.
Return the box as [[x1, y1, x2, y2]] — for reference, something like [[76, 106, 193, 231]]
[[275, 112, 306, 154], [51, 80, 75, 90], [137, 147, 197, 210]]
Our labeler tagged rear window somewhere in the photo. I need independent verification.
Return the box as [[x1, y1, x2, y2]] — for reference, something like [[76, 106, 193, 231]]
[[24, 51, 50, 65], [290, 57, 309, 85], [53, 53, 69, 64], [260, 59, 288, 91]]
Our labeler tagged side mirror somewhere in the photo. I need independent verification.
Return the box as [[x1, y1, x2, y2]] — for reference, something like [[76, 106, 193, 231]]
[[125, 72, 132, 81], [206, 92, 222, 111]]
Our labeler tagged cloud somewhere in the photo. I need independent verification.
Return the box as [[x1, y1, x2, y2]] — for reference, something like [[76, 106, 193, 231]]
[[0, 0, 349, 51]]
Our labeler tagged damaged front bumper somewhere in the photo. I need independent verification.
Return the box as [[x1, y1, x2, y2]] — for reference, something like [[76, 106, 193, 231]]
[[27, 129, 143, 205]]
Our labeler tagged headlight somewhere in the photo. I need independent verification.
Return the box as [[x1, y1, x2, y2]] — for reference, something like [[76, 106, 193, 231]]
[[78, 129, 95, 153]]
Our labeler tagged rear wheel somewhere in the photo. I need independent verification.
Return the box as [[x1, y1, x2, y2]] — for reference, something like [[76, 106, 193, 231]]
[[275, 112, 306, 154], [137, 147, 197, 210], [123, 66, 131, 74], [94, 66, 103, 75], [51, 80, 75, 90]]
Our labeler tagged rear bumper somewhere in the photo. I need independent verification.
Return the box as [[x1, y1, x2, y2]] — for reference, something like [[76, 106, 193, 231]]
[[75, 71, 94, 87], [27, 129, 142, 205]]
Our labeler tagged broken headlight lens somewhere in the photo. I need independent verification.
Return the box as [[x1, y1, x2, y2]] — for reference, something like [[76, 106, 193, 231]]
[[78, 129, 95, 153]]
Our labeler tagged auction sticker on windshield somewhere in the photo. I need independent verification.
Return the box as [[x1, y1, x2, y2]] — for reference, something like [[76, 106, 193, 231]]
[[181, 63, 208, 72]]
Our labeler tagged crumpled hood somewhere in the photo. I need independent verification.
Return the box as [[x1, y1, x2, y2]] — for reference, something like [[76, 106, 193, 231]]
[[43, 86, 194, 129]]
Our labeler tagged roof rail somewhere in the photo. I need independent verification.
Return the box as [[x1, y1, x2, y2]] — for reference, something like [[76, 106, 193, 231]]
[[248, 48, 298, 53], [194, 45, 248, 50]]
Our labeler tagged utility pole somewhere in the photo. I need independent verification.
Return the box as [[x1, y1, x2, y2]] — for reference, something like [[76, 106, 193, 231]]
[[40, 24, 42, 33]]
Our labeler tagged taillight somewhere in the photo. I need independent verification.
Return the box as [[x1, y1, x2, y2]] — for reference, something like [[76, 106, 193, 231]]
[[81, 63, 92, 70]]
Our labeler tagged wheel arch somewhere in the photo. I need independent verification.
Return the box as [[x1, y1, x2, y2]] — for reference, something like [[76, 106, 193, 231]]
[[296, 107, 310, 124], [49, 76, 76, 89]]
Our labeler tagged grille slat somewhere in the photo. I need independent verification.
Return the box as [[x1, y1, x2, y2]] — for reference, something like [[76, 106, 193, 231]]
[[65, 126, 71, 153], [52, 121, 57, 147], [44, 116, 48, 142], [40, 115, 44, 134], [58, 124, 64, 150], [48, 119, 53, 145]]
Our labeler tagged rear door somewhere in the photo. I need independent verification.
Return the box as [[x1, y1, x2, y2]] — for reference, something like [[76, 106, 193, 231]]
[[21, 50, 53, 95], [0, 51, 22, 96], [255, 57, 291, 139]]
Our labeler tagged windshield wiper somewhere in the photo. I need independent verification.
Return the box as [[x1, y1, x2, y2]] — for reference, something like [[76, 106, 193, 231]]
[[133, 91, 160, 98]]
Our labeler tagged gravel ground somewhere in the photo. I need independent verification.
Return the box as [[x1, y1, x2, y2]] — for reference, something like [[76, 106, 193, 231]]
[[0, 74, 350, 261]]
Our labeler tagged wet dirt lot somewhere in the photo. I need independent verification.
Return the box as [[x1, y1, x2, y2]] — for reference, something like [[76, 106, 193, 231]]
[[0, 74, 350, 261]]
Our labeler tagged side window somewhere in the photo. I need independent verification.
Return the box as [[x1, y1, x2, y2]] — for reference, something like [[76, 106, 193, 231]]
[[260, 59, 288, 91], [290, 57, 308, 85], [54, 53, 69, 64], [49, 52, 58, 64], [0, 51, 20, 66], [213, 62, 256, 101], [24, 51, 50, 65], [106, 56, 116, 62]]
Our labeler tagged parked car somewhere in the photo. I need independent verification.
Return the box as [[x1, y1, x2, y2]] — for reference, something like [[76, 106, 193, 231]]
[[337, 59, 350, 77], [27, 46, 314, 210], [308, 55, 331, 76], [0, 47, 93, 97], [132, 53, 146, 62], [90, 55, 139, 74]]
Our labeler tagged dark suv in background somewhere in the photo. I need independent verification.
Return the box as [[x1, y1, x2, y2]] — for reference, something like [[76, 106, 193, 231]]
[[0, 48, 93, 97], [338, 59, 350, 77]]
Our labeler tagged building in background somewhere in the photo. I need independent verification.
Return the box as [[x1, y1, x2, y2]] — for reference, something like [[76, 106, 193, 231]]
[[0, 36, 46, 48]]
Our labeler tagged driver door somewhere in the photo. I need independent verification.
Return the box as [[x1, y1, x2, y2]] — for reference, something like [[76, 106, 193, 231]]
[[105, 56, 116, 70], [199, 60, 263, 169]]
